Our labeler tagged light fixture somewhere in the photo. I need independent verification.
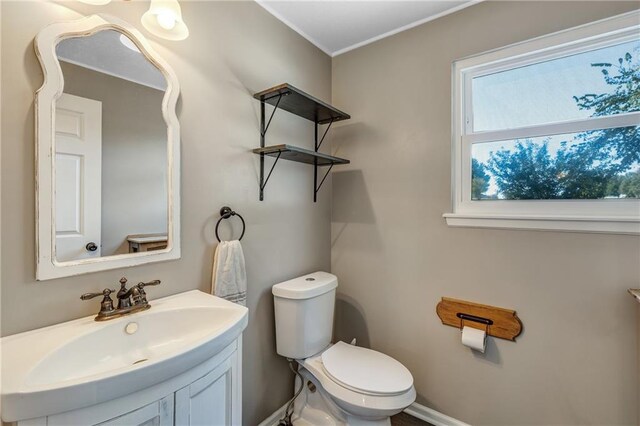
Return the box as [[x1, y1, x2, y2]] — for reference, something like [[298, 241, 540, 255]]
[[77, 0, 112, 5], [141, 0, 189, 41], [119, 33, 141, 53]]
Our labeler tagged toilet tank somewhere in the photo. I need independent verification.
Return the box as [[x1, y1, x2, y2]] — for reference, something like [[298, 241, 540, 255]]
[[272, 271, 338, 359]]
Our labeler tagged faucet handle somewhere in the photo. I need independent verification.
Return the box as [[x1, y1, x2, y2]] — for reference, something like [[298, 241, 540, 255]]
[[132, 280, 161, 306], [81, 288, 115, 300], [81, 288, 116, 320], [137, 279, 161, 288]]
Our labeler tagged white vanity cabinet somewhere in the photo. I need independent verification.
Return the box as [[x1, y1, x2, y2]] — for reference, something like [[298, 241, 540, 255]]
[[95, 397, 174, 426], [174, 354, 238, 425], [14, 339, 242, 426]]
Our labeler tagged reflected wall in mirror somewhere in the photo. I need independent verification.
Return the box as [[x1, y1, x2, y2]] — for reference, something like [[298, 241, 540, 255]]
[[35, 15, 181, 280]]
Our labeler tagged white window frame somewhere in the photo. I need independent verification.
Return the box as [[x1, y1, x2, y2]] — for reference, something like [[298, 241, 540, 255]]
[[445, 11, 640, 235]]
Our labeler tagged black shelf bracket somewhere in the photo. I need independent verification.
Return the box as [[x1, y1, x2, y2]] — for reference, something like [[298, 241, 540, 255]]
[[316, 118, 334, 151], [312, 121, 335, 202], [314, 163, 334, 200], [260, 94, 282, 138], [260, 151, 281, 194]]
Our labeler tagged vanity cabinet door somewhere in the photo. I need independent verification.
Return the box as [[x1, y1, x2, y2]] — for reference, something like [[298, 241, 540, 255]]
[[174, 357, 235, 425], [93, 396, 173, 426]]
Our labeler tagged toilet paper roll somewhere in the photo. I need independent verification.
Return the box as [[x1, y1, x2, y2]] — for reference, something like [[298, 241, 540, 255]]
[[461, 325, 486, 353]]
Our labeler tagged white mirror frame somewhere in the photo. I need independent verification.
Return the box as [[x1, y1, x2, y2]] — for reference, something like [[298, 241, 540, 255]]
[[34, 14, 181, 280]]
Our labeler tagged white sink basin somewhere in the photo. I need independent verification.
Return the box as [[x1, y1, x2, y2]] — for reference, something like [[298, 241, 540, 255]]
[[1, 290, 248, 422]]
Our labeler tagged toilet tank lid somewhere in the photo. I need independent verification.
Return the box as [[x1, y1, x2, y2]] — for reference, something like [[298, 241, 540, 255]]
[[272, 272, 338, 300]]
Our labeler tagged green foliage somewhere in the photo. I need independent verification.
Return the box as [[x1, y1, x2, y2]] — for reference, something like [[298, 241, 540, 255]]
[[485, 50, 640, 200], [603, 171, 640, 197], [487, 141, 560, 199], [573, 53, 640, 120], [571, 52, 640, 179], [554, 141, 618, 199], [471, 159, 490, 199], [618, 171, 640, 197]]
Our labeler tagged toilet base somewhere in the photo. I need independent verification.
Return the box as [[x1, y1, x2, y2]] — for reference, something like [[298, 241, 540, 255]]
[[291, 368, 392, 426]]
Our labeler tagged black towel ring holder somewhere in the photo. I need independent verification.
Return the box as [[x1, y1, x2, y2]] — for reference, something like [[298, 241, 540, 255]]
[[215, 206, 245, 242]]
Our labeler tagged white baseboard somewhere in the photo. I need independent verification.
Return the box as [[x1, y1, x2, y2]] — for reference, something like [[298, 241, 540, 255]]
[[257, 402, 288, 426], [257, 401, 469, 426], [404, 402, 470, 426]]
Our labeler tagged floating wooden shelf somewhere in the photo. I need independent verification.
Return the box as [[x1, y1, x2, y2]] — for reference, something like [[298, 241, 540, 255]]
[[252, 144, 350, 166], [253, 83, 350, 125], [436, 297, 523, 341]]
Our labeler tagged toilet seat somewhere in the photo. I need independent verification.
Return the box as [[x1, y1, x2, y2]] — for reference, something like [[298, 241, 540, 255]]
[[299, 344, 416, 418], [321, 342, 413, 396]]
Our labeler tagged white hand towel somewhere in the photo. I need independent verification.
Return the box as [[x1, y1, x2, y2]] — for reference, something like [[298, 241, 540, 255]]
[[211, 240, 247, 306]]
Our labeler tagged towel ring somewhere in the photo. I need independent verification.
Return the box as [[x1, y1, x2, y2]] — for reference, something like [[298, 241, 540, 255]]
[[215, 206, 245, 242]]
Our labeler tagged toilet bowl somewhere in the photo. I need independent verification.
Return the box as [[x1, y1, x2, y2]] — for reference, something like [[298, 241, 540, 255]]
[[272, 272, 416, 425], [293, 342, 417, 425]]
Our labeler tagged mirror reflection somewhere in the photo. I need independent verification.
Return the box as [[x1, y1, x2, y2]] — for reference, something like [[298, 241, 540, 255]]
[[54, 30, 169, 262]]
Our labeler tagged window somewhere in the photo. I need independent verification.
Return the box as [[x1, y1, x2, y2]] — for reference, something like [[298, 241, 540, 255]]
[[446, 11, 640, 234]]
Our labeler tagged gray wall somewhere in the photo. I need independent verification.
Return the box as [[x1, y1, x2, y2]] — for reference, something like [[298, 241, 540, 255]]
[[331, 1, 640, 425], [61, 62, 168, 256], [0, 1, 331, 424]]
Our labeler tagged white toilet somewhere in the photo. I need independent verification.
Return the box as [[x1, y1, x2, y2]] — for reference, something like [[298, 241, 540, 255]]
[[273, 272, 416, 425]]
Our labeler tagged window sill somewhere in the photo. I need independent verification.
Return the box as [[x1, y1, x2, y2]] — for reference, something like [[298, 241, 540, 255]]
[[443, 213, 640, 235]]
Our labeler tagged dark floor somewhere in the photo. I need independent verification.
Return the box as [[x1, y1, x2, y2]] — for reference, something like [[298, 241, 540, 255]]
[[390, 412, 433, 426]]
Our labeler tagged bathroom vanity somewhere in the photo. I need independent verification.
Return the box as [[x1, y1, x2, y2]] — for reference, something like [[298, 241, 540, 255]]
[[1, 13, 251, 424], [1, 291, 248, 425]]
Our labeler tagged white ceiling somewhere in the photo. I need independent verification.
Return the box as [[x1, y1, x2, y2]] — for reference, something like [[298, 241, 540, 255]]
[[257, 0, 478, 57], [56, 29, 167, 91]]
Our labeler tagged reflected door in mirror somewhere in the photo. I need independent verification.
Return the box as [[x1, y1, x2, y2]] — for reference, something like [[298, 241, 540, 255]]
[[55, 94, 102, 261]]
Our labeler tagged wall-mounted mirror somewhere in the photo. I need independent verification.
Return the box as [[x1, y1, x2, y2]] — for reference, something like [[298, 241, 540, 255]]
[[35, 15, 180, 280]]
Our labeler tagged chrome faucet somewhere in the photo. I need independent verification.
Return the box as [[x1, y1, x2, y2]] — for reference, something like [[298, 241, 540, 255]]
[[81, 277, 161, 321]]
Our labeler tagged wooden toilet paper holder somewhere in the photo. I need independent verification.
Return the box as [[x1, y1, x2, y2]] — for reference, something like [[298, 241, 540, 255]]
[[436, 297, 523, 341]]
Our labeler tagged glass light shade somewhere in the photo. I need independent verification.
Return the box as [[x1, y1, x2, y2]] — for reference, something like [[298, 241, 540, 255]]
[[141, 0, 189, 41], [119, 33, 141, 53], [77, 0, 112, 5]]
